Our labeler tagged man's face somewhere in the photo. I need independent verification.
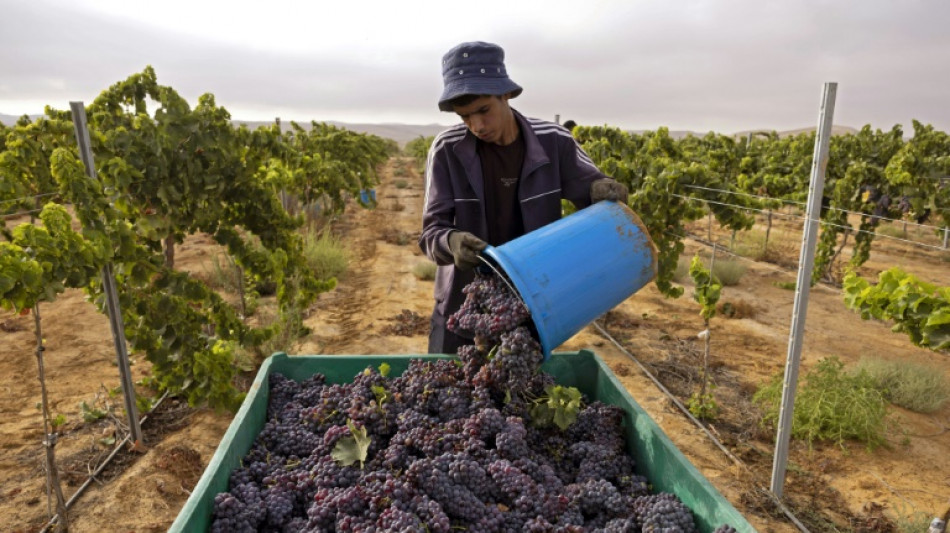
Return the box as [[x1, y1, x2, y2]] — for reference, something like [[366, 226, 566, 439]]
[[452, 95, 514, 145]]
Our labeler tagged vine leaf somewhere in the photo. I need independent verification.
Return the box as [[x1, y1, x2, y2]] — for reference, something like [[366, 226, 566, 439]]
[[530, 385, 583, 430], [371, 385, 389, 406], [331, 420, 371, 469], [843, 267, 950, 352]]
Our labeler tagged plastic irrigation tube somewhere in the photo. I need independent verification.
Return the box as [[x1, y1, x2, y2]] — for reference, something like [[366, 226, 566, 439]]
[[38, 391, 170, 533], [591, 321, 811, 533]]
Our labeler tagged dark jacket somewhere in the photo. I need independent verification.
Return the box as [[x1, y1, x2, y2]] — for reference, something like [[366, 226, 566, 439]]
[[419, 109, 609, 337]]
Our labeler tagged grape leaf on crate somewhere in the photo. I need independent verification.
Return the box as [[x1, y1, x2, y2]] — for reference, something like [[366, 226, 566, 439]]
[[331, 420, 371, 469]]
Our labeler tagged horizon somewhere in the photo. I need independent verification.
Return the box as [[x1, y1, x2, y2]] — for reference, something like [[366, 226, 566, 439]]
[[2, 1, 949, 135], [1, 109, 916, 139]]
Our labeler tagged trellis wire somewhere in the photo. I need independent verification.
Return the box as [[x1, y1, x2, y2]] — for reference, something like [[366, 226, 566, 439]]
[[38, 392, 170, 533], [682, 183, 948, 234], [0, 191, 60, 207], [590, 321, 811, 532], [670, 193, 950, 253], [1, 207, 45, 219], [663, 229, 842, 295]]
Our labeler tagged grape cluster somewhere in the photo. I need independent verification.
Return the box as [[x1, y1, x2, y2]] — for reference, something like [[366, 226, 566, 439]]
[[209, 272, 738, 532], [713, 525, 739, 533], [449, 275, 544, 403], [631, 492, 698, 532], [446, 275, 531, 346]]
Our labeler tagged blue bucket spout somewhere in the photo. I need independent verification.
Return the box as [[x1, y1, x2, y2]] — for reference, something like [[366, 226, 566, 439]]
[[482, 201, 657, 359]]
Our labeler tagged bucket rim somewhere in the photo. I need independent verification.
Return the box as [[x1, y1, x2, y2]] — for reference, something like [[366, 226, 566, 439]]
[[479, 246, 555, 360]]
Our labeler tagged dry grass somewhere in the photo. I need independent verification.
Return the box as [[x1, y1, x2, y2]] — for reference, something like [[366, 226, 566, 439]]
[[717, 299, 756, 319], [411, 261, 437, 281], [676, 254, 747, 286], [389, 198, 406, 212], [711, 259, 747, 286], [853, 357, 950, 414], [734, 228, 800, 268], [302, 227, 349, 281]]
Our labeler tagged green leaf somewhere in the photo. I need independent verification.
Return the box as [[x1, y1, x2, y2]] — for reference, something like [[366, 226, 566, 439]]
[[51, 414, 67, 429], [371, 385, 389, 406], [331, 420, 371, 468], [925, 309, 950, 327], [80, 400, 107, 423], [378, 362, 391, 378], [552, 408, 576, 431], [530, 385, 583, 430], [529, 402, 555, 427]]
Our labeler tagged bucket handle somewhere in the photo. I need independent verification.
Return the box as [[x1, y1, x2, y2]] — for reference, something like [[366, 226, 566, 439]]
[[476, 254, 522, 302]]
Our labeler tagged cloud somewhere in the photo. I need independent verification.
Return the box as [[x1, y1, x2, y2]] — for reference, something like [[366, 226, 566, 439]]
[[2, 0, 948, 133], [0, 1, 444, 123]]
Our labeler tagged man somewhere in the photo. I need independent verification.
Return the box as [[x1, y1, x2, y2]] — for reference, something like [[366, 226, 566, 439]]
[[419, 41, 627, 354]]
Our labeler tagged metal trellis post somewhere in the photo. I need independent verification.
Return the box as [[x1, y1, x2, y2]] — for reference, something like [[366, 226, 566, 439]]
[[69, 101, 144, 448], [769, 82, 837, 499]]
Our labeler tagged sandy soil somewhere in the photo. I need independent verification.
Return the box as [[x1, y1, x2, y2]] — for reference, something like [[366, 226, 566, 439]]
[[1, 156, 948, 532]]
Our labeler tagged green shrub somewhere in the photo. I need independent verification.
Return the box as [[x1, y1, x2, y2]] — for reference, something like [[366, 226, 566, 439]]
[[254, 306, 308, 361], [207, 253, 242, 293], [712, 259, 746, 286], [889, 503, 933, 533], [394, 179, 409, 189], [302, 228, 349, 281], [854, 357, 950, 413], [733, 231, 770, 261], [411, 261, 436, 281], [876, 223, 907, 239], [733, 228, 799, 267], [679, 256, 747, 286], [673, 254, 690, 283], [753, 356, 889, 450], [560, 199, 577, 217]]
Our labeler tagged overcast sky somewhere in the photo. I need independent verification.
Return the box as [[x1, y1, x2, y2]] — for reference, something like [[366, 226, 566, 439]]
[[2, 0, 949, 134]]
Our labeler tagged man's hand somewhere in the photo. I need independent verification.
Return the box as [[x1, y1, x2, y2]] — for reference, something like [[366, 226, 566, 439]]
[[448, 231, 487, 270], [590, 178, 629, 203]]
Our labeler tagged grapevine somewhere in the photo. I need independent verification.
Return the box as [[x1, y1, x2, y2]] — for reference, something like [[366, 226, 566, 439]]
[[688, 254, 722, 420], [574, 126, 753, 297], [812, 125, 906, 283], [572, 122, 947, 291], [1, 66, 392, 409], [0, 116, 74, 237], [843, 267, 950, 352]]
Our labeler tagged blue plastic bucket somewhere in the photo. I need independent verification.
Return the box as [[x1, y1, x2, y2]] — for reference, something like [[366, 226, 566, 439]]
[[359, 189, 377, 204], [481, 201, 657, 359]]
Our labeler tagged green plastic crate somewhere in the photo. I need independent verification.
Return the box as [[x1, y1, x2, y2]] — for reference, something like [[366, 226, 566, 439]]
[[170, 350, 755, 532]]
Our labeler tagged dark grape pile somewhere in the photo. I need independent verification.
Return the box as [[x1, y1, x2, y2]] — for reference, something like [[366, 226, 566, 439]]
[[209, 273, 736, 532]]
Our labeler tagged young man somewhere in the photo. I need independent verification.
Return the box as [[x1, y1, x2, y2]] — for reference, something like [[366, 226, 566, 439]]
[[419, 41, 628, 354]]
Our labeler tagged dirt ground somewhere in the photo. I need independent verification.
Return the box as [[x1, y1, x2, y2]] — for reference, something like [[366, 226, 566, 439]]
[[1, 156, 948, 532]]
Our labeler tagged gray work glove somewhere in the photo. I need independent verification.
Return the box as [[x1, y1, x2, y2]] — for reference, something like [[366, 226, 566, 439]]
[[590, 178, 629, 203], [447, 231, 487, 271]]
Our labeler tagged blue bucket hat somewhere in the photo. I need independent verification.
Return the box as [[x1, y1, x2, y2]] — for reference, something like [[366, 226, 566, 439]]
[[438, 41, 523, 112]]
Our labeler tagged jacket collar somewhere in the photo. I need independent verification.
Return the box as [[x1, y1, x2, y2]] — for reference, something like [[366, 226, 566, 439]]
[[451, 108, 551, 199], [513, 109, 551, 178]]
